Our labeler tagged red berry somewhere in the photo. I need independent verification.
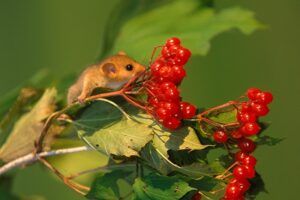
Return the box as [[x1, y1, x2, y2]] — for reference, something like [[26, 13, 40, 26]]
[[162, 117, 181, 130], [158, 65, 172, 78], [166, 37, 181, 47], [177, 47, 191, 59], [158, 82, 180, 102], [235, 151, 248, 162], [157, 56, 167, 63], [161, 46, 171, 58], [233, 165, 256, 179], [237, 111, 257, 123], [172, 58, 183, 65], [163, 87, 180, 102], [166, 58, 177, 66], [256, 91, 273, 104], [147, 83, 160, 97], [150, 60, 164, 76], [225, 183, 242, 198], [192, 192, 202, 200], [160, 81, 176, 90], [159, 101, 179, 111], [251, 102, 269, 116], [241, 155, 257, 167], [238, 138, 256, 153], [175, 47, 191, 64], [229, 178, 250, 194], [180, 102, 197, 119], [169, 45, 180, 56], [247, 88, 261, 100], [147, 97, 159, 107], [213, 130, 228, 143], [231, 129, 243, 139], [240, 102, 252, 112], [159, 102, 181, 117], [244, 165, 256, 179], [156, 107, 172, 121], [171, 65, 186, 84], [233, 165, 249, 179], [241, 122, 261, 136]]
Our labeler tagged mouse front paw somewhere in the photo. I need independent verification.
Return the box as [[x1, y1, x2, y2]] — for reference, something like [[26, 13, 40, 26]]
[[77, 95, 86, 105]]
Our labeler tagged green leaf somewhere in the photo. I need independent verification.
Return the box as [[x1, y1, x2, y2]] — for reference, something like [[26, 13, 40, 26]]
[[110, 0, 263, 60], [168, 149, 210, 166], [187, 177, 226, 200], [99, 0, 170, 59], [255, 135, 284, 146], [133, 113, 210, 158], [152, 126, 210, 157], [74, 101, 154, 157], [86, 169, 133, 200], [132, 113, 212, 176], [0, 88, 57, 162], [246, 173, 268, 199], [189, 176, 225, 192], [140, 142, 213, 177], [197, 108, 238, 139], [132, 173, 195, 200], [75, 100, 209, 158], [209, 109, 237, 124], [140, 142, 174, 175]]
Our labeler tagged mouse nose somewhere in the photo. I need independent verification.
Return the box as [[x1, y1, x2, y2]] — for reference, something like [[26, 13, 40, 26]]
[[136, 64, 146, 75]]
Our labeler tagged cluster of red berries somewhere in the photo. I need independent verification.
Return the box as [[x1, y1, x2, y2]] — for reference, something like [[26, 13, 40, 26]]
[[211, 88, 273, 199], [223, 152, 257, 200], [213, 88, 273, 143], [236, 88, 273, 137], [146, 37, 197, 130]]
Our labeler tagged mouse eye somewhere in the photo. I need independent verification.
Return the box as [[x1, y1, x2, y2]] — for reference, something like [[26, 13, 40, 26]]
[[125, 64, 134, 71]]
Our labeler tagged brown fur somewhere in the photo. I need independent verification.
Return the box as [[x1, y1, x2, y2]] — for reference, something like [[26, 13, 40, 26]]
[[67, 52, 145, 104]]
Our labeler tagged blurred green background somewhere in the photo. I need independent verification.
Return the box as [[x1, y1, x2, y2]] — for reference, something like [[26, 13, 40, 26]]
[[0, 0, 299, 199]]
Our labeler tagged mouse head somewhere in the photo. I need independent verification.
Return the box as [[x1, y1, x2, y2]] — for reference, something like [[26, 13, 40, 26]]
[[101, 52, 145, 83]]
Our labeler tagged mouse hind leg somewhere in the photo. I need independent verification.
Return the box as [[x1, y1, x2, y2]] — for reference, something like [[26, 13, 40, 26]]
[[76, 77, 95, 104], [67, 83, 81, 105]]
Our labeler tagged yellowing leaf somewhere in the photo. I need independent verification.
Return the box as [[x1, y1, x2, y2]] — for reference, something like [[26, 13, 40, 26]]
[[0, 88, 57, 162]]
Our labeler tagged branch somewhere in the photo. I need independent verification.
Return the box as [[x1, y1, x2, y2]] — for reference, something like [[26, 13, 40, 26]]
[[0, 146, 92, 176]]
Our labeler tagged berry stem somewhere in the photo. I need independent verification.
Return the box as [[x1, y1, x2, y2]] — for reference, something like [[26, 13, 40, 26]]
[[197, 101, 238, 118], [124, 86, 145, 95], [149, 45, 163, 65], [121, 93, 147, 111], [85, 90, 123, 101], [200, 117, 240, 129], [216, 161, 238, 180], [224, 143, 234, 156], [219, 172, 233, 180]]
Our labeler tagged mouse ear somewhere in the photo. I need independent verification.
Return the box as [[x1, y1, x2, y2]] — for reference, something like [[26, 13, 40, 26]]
[[102, 63, 117, 78], [117, 51, 126, 56]]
